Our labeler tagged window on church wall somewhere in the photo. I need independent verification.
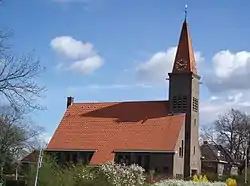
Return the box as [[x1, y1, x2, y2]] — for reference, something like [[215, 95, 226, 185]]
[[116, 153, 131, 165], [72, 152, 78, 164], [193, 146, 196, 155], [87, 153, 93, 163], [193, 97, 198, 112], [181, 140, 184, 157], [125, 155, 130, 165], [136, 155, 142, 166], [179, 147, 182, 157], [66, 152, 71, 162], [178, 140, 184, 158], [194, 119, 197, 126], [117, 155, 123, 163]]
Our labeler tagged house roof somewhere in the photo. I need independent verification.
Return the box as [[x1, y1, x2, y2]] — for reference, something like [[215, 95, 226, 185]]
[[21, 150, 38, 163], [200, 142, 235, 163], [47, 100, 185, 165]]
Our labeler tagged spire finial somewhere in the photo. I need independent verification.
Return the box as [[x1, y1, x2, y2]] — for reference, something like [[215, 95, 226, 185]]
[[184, 5, 188, 20]]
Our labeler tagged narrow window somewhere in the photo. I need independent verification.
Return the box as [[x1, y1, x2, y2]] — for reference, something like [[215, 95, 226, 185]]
[[193, 97, 198, 112], [177, 95, 182, 109], [181, 140, 184, 157], [193, 146, 196, 155], [136, 155, 142, 166], [173, 96, 177, 109], [182, 95, 187, 110], [179, 147, 182, 157], [66, 152, 71, 162], [194, 119, 197, 126], [72, 152, 77, 163]]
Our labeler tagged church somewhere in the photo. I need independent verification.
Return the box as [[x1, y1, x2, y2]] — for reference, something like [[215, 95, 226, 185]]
[[46, 17, 201, 179]]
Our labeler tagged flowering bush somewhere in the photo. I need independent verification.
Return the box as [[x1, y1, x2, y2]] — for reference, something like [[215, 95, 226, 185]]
[[72, 165, 95, 181], [100, 162, 146, 186], [152, 179, 227, 186], [225, 178, 237, 186], [192, 175, 208, 182]]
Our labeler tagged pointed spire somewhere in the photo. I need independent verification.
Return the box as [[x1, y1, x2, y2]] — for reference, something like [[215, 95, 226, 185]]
[[172, 11, 197, 74], [184, 5, 188, 21]]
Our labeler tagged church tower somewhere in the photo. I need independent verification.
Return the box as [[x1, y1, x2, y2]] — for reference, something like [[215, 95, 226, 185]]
[[168, 18, 201, 178]]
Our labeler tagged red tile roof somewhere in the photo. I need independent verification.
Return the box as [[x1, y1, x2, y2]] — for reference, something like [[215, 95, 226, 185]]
[[47, 100, 185, 165]]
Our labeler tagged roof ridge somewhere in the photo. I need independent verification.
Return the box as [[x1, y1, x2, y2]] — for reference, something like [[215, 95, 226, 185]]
[[73, 100, 169, 104], [207, 144, 220, 161]]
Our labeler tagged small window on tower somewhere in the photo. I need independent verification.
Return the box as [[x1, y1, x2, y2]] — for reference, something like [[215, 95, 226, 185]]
[[194, 119, 197, 126], [182, 95, 187, 109], [193, 97, 198, 112], [177, 95, 182, 109], [173, 96, 177, 109], [193, 146, 196, 155]]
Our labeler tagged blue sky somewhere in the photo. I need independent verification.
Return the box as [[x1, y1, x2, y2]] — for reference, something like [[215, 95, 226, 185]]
[[1, 0, 250, 142]]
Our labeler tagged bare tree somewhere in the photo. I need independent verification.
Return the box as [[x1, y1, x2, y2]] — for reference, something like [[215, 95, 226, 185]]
[[0, 30, 45, 112], [0, 2, 46, 182], [0, 106, 44, 182], [200, 125, 217, 144], [202, 109, 250, 161], [215, 109, 250, 160]]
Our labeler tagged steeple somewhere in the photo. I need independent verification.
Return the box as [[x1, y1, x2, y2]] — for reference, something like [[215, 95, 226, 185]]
[[168, 8, 201, 178], [172, 18, 197, 74]]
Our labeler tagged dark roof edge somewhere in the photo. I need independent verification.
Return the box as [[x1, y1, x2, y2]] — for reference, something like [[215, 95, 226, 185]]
[[46, 149, 97, 152], [113, 150, 176, 153], [73, 100, 169, 105]]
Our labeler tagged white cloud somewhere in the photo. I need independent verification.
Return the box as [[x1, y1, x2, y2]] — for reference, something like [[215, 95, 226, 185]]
[[51, 36, 94, 60], [200, 92, 250, 125], [134, 47, 250, 125], [51, 36, 104, 75], [135, 46, 204, 82], [201, 50, 250, 124], [205, 50, 250, 92], [70, 55, 104, 75]]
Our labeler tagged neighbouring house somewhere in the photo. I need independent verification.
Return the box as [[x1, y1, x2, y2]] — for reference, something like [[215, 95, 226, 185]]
[[200, 141, 239, 176], [46, 17, 202, 179], [20, 150, 39, 174], [21, 151, 39, 165]]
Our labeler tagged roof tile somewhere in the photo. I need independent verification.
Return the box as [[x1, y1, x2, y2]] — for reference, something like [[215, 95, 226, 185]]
[[47, 101, 185, 164]]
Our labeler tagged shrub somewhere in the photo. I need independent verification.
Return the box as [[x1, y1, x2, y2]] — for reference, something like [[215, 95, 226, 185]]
[[26, 156, 146, 186], [225, 178, 237, 186], [204, 172, 219, 182], [100, 162, 146, 186], [26, 155, 64, 186]]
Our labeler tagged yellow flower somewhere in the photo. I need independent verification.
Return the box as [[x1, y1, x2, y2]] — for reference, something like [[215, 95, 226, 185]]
[[192, 175, 199, 182], [202, 175, 208, 182], [226, 178, 237, 186], [199, 175, 203, 181]]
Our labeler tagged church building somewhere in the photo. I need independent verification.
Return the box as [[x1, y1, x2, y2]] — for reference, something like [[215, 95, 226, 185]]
[[46, 17, 201, 179]]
